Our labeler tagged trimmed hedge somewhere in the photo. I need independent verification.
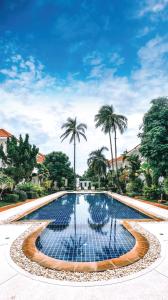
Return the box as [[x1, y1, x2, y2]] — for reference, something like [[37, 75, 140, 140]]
[[3, 193, 19, 202], [15, 190, 27, 201]]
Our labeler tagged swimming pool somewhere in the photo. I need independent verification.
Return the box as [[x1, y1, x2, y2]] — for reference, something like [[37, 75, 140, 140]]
[[21, 193, 150, 263]]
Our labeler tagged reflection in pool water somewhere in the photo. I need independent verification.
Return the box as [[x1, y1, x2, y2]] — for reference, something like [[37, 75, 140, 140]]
[[21, 193, 150, 262]]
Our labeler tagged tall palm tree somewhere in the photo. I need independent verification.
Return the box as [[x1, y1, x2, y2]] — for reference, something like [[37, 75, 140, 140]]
[[87, 146, 108, 188], [95, 105, 127, 191], [95, 106, 115, 171], [60, 117, 87, 189]]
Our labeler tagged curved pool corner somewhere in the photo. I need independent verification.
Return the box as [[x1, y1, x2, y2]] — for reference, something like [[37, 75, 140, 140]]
[[22, 220, 149, 272]]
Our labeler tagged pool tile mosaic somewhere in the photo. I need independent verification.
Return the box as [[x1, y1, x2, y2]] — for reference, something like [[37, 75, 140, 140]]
[[21, 193, 150, 262]]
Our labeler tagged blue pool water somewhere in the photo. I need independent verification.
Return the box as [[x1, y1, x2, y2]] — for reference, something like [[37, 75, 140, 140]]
[[21, 193, 150, 262]]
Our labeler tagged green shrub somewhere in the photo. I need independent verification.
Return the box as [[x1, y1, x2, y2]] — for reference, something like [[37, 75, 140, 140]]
[[143, 185, 161, 200], [15, 190, 27, 201], [3, 193, 19, 202], [164, 178, 168, 195], [126, 178, 143, 195], [17, 183, 45, 196], [26, 191, 38, 199]]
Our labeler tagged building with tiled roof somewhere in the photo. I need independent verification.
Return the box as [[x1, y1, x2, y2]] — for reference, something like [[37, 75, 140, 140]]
[[36, 153, 46, 164], [0, 129, 12, 138], [108, 144, 141, 170]]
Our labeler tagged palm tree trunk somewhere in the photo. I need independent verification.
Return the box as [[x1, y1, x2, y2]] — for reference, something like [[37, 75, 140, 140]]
[[109, 130, 114, 171], [74, 135, 76, 190], [114, 126, 118, 173], [98, 175, 101, 189], [114, 127, 122, 193]]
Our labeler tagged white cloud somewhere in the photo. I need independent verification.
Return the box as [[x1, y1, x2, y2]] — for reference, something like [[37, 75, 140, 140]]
[[109, 53, 125, 66], [138, 0, 168, 17], [1, 36, 168, 174], [136, 26, 154, 38]]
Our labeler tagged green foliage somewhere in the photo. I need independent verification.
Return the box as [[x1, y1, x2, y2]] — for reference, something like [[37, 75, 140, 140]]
[[87, 147, 108, 188], [139, 97, 168, 178], [95, 105, 128, 193], [26, 191, 38, 199], [44, 151, 74, 188], [126, 177, 143, 196], [140, 162, 153, 187], [15, 190, 27, 201], [3, 193, 19, 202], [36, 164, 49, 183], [143, 185, 161, 200], [127, 154, 141, 180], [41, 180, 52, 190], [0, 134, 39, 184], [17, 182, 44, 196], [0, 172, 14, 200], [163, 178, 168, 195]]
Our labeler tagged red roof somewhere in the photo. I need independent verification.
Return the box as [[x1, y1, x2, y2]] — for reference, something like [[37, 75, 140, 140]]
[[36, 153, 45, 164], [108, 144, 140, 166], [0, 129, 12, 138], [108, 155, 123, 164]]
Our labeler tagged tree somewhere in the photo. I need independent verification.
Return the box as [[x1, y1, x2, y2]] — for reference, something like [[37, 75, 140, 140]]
[[0, 172, 14, 200], [95, 105, 115, 171], [44, 151, 74, 189], [60, 117, 87, 189], [95, 105, 127, 191], [0, 134, 39, 184], [125, 154, 143, 196], [36, 163, 49, 184], [139, 97, 168, 180], [140, 162, 152, 187], [87, 146, 108, 188]]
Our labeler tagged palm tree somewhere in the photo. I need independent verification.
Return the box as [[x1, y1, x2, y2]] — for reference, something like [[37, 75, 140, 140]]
[[60, 117, 87, 189], [95, 105, 115, 171], [87, 146, 108, 188], [95, 105, 127, 191]]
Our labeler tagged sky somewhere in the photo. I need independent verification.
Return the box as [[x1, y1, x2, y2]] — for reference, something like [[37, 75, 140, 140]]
[[0, 0, 168, 174]]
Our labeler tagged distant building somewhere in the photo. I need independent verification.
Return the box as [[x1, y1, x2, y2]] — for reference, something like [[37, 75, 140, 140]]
[[108, 144, 142, 170]]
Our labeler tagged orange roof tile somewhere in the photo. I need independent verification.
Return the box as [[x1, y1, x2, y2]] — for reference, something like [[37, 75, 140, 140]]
[[37, 153, 45, 164], [0, 129, 12, 138]]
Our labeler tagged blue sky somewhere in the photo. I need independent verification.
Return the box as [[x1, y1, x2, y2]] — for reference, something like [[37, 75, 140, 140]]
[[0, 0, 168, 173]]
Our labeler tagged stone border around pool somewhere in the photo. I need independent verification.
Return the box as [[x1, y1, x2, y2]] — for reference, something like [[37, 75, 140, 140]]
[[21, 220, 150, 272], [10, 222, 161, 281]]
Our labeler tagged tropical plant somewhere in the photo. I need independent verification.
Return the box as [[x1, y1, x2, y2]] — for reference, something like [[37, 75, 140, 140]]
[[87, 146, 108, 188], [95, 105, 115, 171], [126, 154, 141, 180], [17, 182, 45, 196], [0, 134, 39, 184], [163, 177, 168, 196], [140, 162, 153, 187], [0, 172, 14, 200], [60, 117, 87, 189], [95, 105, 127, 191], [36, 163, 49, 184], [143, 185, 161, 200]]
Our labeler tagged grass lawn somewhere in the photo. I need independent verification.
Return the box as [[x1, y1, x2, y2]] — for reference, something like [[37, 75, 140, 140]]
[[0, 199, 22, 208], [134, 196, 168, 206]]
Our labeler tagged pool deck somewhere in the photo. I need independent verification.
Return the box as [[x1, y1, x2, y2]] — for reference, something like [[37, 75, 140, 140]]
[[0, 191, 168, 300]]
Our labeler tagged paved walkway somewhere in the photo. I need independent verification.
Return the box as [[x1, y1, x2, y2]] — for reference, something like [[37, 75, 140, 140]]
[[0, 192, 168, 300]]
